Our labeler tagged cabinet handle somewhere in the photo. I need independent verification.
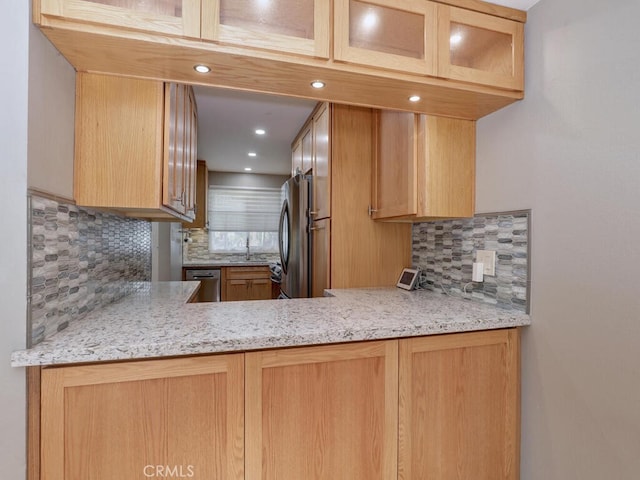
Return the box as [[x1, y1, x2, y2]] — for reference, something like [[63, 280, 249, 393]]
[[181, 191, 186, 206], [308, 210, 318, 217], [368, 205, 378, 216], [309, 225, 325, 231]]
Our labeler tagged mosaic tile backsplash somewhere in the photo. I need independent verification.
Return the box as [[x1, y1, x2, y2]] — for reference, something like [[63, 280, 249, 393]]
[[412, 210, 530, 312], [30, 194, 152, 346], [183, 228, 280, 264]]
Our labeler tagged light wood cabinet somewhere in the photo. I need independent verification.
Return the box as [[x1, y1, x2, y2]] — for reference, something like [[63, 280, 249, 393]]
[[398, 329, 520, 480], [201, 0, 330, 58], [371, 110, 475, 221], [331, 105, 412, 287], [291, 138, 303, 177], [438, 5, 525, 91], [311, 102, 330, 220], [36, 329, 521, 480], [183, 160, 209, 229], [292, 104, 412, 296], [40, 355, 244, 480], [74, 73, 198, 221], [245, 340, 399, 480], [223, 266, 272, 302], [164, 82, 198, 218], [35, 0, 526, 120], [39, 0, 201, 38], [291, 121, 312, 176], [334, 0, 438, 76], [310, 218, 330, 298]]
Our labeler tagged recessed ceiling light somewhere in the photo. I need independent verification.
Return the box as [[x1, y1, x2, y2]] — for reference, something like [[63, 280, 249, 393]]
[[244, 167, 253, 171], [248, 152, 257, 157], [193, 64, 211, 73], [255, 129, 266, 135], [408, 95, 421, 102], [311, 80, 325, 89]]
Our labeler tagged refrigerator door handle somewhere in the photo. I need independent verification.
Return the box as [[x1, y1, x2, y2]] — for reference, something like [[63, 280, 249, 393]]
[[278, 200, 290, 275]]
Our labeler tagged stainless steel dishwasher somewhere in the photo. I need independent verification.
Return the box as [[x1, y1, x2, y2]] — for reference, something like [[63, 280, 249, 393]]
[[185, 269, 221, 302]]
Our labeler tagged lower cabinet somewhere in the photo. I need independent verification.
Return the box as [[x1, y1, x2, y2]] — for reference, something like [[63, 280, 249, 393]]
[[398, 328, 520, 480], [245, 341, 398, 480], [40, 355, 244, 480], [223, 266, 272, 302], [38, 329, 520, 480]]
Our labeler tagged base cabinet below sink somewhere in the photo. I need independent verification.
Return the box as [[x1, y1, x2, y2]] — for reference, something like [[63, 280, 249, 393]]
[[34, 329, 520, 480], [222, 266, 272, 302]]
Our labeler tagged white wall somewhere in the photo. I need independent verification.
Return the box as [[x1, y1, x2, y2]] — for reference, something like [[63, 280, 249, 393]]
[[476, 0, 640, 478], [152, 222, 183, 281], [0, 1, 29, 478], [27, 22, 76, 198]]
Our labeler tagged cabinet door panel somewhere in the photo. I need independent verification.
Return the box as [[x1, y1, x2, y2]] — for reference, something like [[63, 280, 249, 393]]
[[438, 6, 524, 90], [311, 218, 330, 298], [312, 103, 330, 220], [372, 110, 417, 219], [301, 126, 313, 174], [398, 329, 520, 480], [291, 139, 302, 177], [248, 279, 271, 300], [226, 279, 249, 301], [41, 0, 201, 37], [335, 0, 437, 75], [246, 341, 398, 480], [202, 0, 330, 58], [41, 355, 244, 480]]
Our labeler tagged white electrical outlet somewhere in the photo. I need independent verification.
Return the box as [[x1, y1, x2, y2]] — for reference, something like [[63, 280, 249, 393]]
[[476, 250, 496, 276]]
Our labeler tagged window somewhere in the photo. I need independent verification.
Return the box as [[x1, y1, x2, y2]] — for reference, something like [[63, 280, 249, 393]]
[[208, 186, 282, 253]]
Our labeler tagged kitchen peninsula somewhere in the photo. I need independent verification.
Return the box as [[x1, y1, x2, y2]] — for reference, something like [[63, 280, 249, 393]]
[[13, 282, 529, 366], [16, 282, 528, 480]]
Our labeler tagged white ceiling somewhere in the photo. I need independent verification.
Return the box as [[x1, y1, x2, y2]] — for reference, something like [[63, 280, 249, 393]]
[[194, 86, 316, 176], [194, 0, 542, 176]]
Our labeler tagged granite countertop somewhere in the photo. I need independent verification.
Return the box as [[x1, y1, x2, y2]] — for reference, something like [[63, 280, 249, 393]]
[[11, 282, 531, 367]]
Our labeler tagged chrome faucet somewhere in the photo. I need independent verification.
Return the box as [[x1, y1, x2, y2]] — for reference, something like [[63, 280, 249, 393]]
[[245, 236, 250, 261]]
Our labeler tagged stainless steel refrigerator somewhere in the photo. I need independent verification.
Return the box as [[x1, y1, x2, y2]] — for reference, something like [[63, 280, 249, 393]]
[[278, 174, 312, 298]]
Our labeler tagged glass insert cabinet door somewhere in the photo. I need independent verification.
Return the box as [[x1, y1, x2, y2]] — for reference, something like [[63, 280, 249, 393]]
[[334, 0, 437, 76], [39, 0, 201, 37], [201, 0, 330, 58], [437, 5, 524, 90]]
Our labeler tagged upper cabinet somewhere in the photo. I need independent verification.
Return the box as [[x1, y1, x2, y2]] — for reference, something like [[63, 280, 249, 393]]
[[371, 110, 475, 222], [182, 160, 209, 229], [74, 73, 198, 221], [291, 102, 331, 220], [438, 5, 524, 90], [334, 0, 437, 76], [34, 0, 526, 120], [38, 0, 201, 37], [201, 0, 330, 58]]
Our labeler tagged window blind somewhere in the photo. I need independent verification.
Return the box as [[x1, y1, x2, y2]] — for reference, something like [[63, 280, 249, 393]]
[[208, 186, 281, 232]]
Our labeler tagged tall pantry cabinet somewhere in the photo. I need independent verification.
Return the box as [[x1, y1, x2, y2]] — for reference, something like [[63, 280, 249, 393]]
[[292, 103, 412, 297]]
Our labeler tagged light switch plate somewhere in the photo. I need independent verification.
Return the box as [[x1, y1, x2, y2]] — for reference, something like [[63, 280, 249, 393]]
[[476, 250, 496, 276]]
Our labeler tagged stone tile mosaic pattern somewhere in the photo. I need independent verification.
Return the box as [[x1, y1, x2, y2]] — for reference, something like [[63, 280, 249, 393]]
[[412, 211, 529, 312], [30, 195, 151, 345], [183, 228, 280, 264]]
